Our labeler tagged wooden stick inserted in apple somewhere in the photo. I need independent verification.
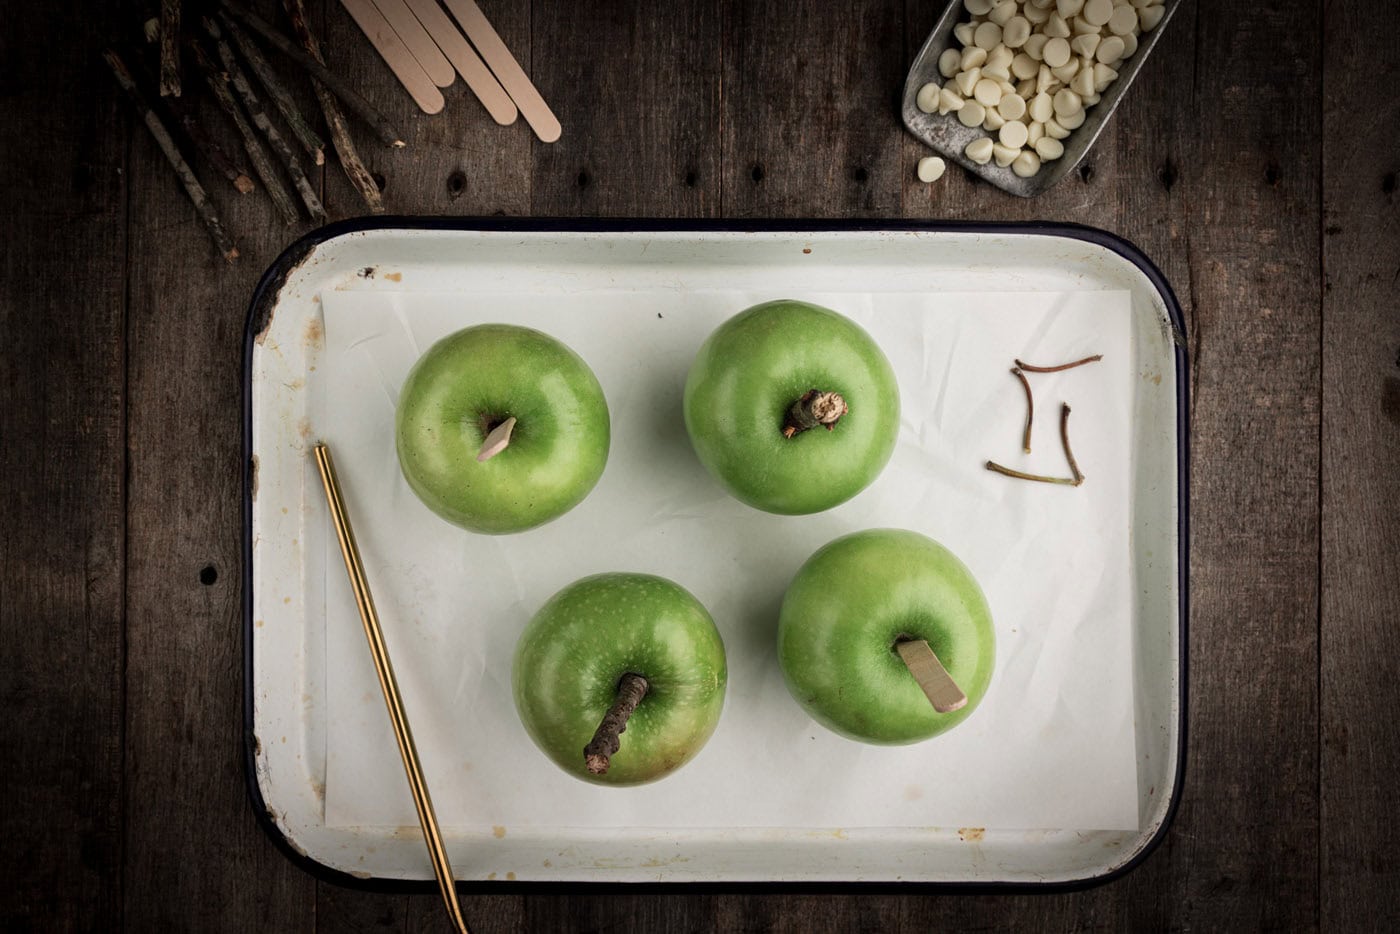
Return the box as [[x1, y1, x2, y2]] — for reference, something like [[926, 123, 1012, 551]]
[[895, 639, 967, 714]]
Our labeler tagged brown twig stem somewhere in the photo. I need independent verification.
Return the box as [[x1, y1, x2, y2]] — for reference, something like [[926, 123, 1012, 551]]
[[167, 96, 256, 193], [219, 12, 325, 165], [584, 673, 649, 775], [1012, 367, 1033, 453], [103, 50, 237, 262], [1014, 353, 1103, 373], [188, 37, 300, 223], [205, 16, 326, 222], [1060, 403, 1084, 485], [221, 0, 406, 147], [283, 0, 385, 213], [985, 461, 1080, 486]]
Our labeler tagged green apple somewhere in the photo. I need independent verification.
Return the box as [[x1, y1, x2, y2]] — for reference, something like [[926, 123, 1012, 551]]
[[683, 299, 900, 515], [395, 324, 610, 534], [778, 529, 995, 744], [512, 573, 727, 785]]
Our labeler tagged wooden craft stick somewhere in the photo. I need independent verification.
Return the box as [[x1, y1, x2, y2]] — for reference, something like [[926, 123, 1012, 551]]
[[441, 0, 560, 142], [895, 640, 967, 714], [368, 0, 456, 89], [103, 50, 237, 262], [401, 0, 516, 124], [339, 0, 445, 114], [220, 0, 406, 147], [283, 0, 385, 214]]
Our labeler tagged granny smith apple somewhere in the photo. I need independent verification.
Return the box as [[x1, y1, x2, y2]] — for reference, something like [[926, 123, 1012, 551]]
[[683, 299, 900, 515], [395, 324, 610, 534], [778, 529, 995, 744], [512, 573, 727, 785]]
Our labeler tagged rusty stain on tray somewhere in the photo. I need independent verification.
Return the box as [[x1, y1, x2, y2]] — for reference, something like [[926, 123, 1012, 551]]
[[492, 825, 506, 838], [304, 316, 324, 350], [384, 271, 402, 282], [958, 827, 985, 842]]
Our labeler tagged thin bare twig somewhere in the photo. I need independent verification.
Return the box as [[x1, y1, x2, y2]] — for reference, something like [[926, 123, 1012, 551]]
[[1012, 367, 1033, 453], [1060, 403, 1084, 485], [104, 49, 237, 262], [159, 0, 181, 96], [188, 37, 299, 223], [219, 11, 325, 165], [985, 461, 1080, 486], [283, 0, 385, 213], [1014, 353, 1104, 373]]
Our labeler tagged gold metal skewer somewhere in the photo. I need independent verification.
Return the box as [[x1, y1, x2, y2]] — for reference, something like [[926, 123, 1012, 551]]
[[313, 442, 469, 934]]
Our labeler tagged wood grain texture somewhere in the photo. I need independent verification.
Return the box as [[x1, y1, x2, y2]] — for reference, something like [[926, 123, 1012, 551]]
[[531, 0, 721, 217], [722, 0, 904, 218], [1321, 0, 1400, 928], [121, 3, 320, 929], [0, 6, 128, 931]]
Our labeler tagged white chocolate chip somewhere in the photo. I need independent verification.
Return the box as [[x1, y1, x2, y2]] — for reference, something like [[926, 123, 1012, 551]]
[[1028, 120, 1045, 145], [1120, 31, 1139, 57], [939, 48, 963, 78], [1096, 35, 1126, 63], [1072, 15, 1103, 35], [999, 119, 1030, 148], [1053, 87, 1083, 116], [1082, 0, 1113, 27], [938, 87, 966, 114], [993, 141, 1021, 166], [998, 92, 1028, 120], [961, 46, 988, 70], [1057, 0, 1085, 16], [983, 63, 1012, 81], [1025, 33, 1049, 60], [1029, 91, 1054, 122], [1108, 5, 1138, 35], [1050, 59, 1080, 82], [1083, 91, 1101, 105], [958, 100, 987, 126], [1011, 52, 1040, 79], [989, 0, 1018, 26], [965, 137, 995, 164], [983, 107, 1006, 130], [1045, 117, 1071, 139], [1139, 4, 1165, 30], [1002, 16, 1032, 47], [917, 156, 947, 183], [974, 78, 1003, 106], [964, 0, 994, 14], [1024, 2, 1051, 25], [987, 44, 1015, 69], [1016, 77, 1037, 98], [954, 22, 976, 46], [916, 82, 941, 113], [1070, 33, 1101, 59], [1012, 150, 1042, 177], [1044, 13, 1071, 38], [956, 67, 982, 97], [1071, 67, 1096, 97], [1035, 137, 1066, 160], [1058, 107, 1086, 129], [1042, 36, 1072, 67], [1092, 62, 1119, 91], [1037, 65, 1058, 93], [974, 21, 1004, 49]]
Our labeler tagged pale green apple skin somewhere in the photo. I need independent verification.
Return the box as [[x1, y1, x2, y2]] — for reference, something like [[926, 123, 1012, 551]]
[[512, 573, 728, 786], [395, 324, 610, 535], [683, 300, 900, 515], [778, 529, 996, 744]]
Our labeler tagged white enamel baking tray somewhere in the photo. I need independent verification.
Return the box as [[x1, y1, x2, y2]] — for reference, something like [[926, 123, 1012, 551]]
[[243, 219, 1187, 889]]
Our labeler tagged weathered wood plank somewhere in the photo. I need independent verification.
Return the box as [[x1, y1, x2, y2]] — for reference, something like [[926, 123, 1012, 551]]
[[121, 0, 319, 928], [531, 0, 721, 217], [1321, 0, 1400, 928], [0, 6, 128, 931], [722, 0, 905, 218]]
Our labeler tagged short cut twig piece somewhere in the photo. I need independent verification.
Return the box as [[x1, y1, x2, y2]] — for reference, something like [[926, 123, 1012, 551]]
[[282, 0, 385, 213], [985, 461, 1080, 486], [103, 50, 237, 262], [221, 0, 407, 147], [205, 16, 326, 222], [1014, 353, 1103, 373], [159, 0, 182, 96], [188, 37, 300, 223], [476, 417, 516, 462], [1012, 367, 1033, 453], [895, 639, 967, 713], [1060, 403, 1084, 485], [219, 12, 325, 165]]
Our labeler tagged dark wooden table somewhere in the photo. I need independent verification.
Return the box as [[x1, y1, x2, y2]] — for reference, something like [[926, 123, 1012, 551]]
[[4, 0, 1397, 931]]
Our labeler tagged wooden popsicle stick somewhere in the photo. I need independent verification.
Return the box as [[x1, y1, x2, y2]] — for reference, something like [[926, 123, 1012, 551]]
[[402, 0, 517, 124], [368, 0, 456, 89], [476, 417, 516, 462], [895, 640, 968, 714], [441, 0, 561, 142], [339, 0, 445, 114]]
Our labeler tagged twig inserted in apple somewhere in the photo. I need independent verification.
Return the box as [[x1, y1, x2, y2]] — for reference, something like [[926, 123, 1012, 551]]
[[583, 673, 649, 775]]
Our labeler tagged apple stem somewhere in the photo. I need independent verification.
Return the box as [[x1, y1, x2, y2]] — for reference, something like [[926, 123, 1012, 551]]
[[476, 416, 517, 462], [584, 672, 649, 775], [781, 389, 848, 439]]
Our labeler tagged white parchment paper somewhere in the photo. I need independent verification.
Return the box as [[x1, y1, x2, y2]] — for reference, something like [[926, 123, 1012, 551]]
[[318, 287, 1139, 832]]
